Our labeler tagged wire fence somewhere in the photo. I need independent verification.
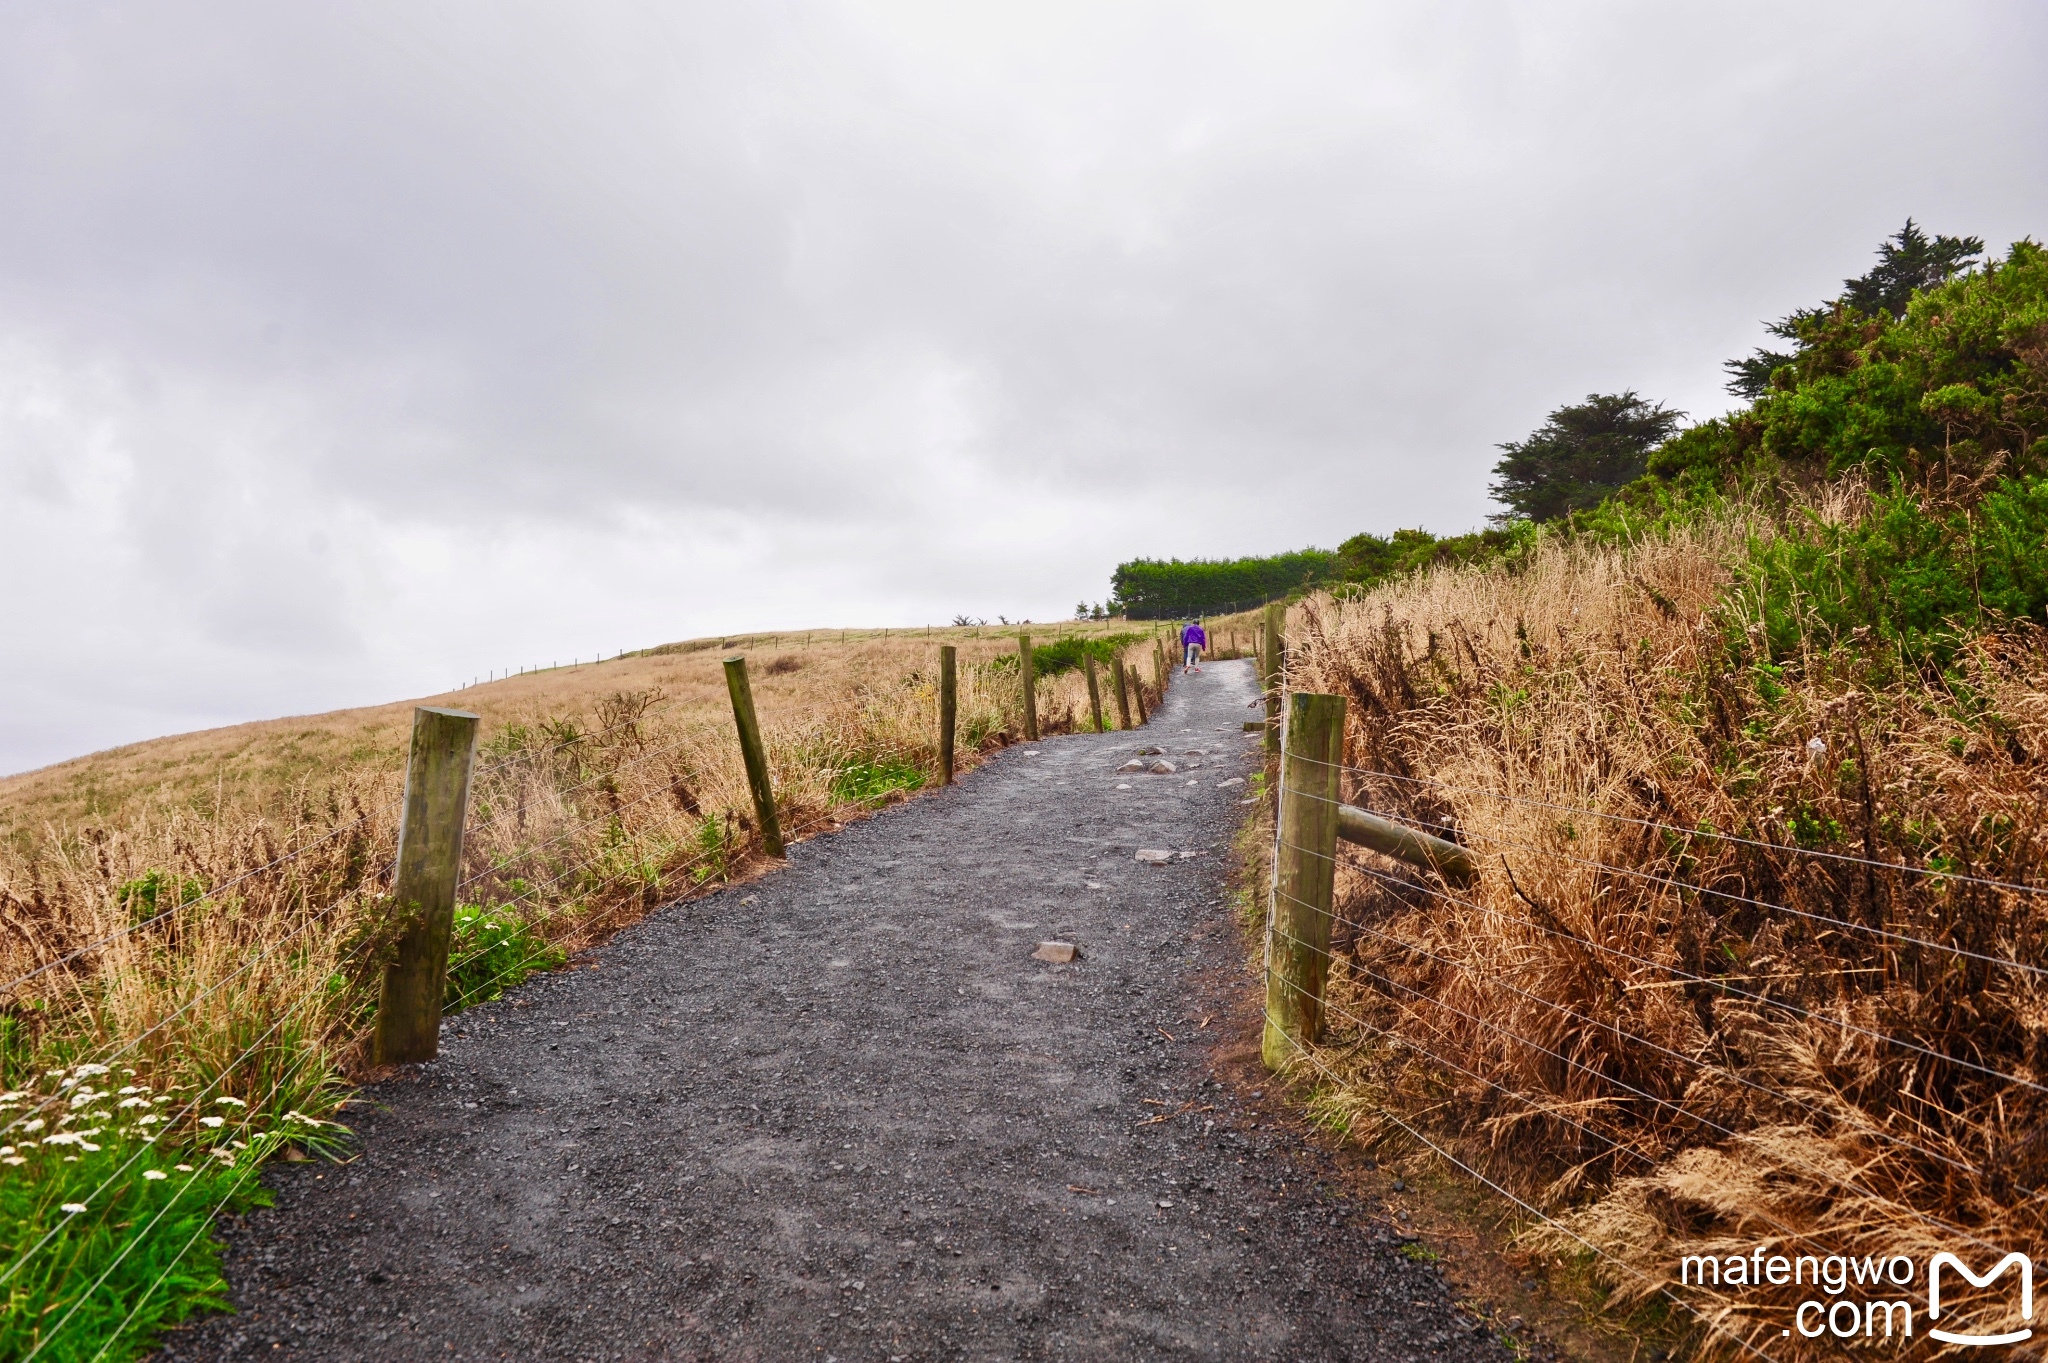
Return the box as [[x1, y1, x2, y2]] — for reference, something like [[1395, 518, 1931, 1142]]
[[1258, 682, 2048, 1358], [0, 634, 1167, 1361]]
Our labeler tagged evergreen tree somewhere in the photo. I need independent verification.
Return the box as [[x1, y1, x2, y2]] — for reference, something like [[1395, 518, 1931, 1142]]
[[1488, 392, 1681, 524], [1724, 221, 1983, 398]]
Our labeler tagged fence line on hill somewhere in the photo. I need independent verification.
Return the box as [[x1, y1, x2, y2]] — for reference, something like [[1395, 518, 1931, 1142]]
[[2, 632, 1172, 1360]]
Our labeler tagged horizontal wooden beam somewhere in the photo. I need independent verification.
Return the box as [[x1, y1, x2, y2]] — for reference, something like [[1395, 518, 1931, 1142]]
[[1336, 804, 1478, 888]]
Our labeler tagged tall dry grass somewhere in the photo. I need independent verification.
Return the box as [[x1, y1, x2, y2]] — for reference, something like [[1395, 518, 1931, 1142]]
[[0, 625, 1168, 1115], [1284, 511, 2048, 1356]]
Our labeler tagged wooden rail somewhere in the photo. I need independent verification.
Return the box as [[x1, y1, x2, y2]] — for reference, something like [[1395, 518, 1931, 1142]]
[[1336, 803, 1478, 887]]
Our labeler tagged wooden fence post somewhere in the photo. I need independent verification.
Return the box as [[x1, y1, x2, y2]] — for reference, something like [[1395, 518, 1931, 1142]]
[[1132, 666, 1149, 725], [1083, 652, 1105, 732], [1111, 655, 1133, 730], [1019, 633, 1039, 741], [374, 706, 481, 1066], [1263, 690, 1346, 1071], [938, 645, 957, 785], [1261, 602, 1284, 756], [723, 656, 785, 857]]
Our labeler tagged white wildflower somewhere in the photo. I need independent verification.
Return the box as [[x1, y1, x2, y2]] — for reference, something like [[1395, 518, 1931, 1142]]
[[118, 1097, 148, 1109], [118, 1085, 143, 1096], [22, 1118, 45, 1133], [143, 1169, 168, 1181], [58, 1078, 78, 1091], [213, 1097, 246, 1108], [78, 1141, 100, 1152], [211, 1148, 235, 1164], [63, 1155, 79, 1162], [199, 1116, 225, 1129], [0, 1156, 22, 1167], [174, 1163, 194, 1172], [230, 1140, 247, 1151], [41, 1132, 81, 1146], [72, 1064, 110, 1078], [138, 1115, 165, 1126], [0, 1091, 23, 1102], [60, 1202, 87, 1214]]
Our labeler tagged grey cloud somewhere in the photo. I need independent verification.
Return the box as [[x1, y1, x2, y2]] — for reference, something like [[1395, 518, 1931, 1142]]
[[2, 0, 2045, 772]]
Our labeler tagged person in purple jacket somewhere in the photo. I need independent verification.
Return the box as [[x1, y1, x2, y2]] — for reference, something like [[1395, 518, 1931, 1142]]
[[1180, 619, 1207, 674]]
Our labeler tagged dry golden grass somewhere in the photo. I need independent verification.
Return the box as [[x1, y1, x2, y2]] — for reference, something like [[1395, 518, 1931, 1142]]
[[1282, 516, 2048, 1357], [0, 622, 1169, 1124]]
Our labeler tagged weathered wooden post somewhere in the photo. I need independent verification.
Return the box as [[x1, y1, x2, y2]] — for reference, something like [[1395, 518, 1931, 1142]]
[[1083, 652, 1105, 733], [374, 706, 481, 1065], [1263, 690, 1346, 1071], [1132, 666, 1149, 725], [938, 645, 958, 785], [723, 657, 785, 857], [1111, 655, 1133, 730], [1019, 633, 1039, 741], [1261, 602, 1284, 756]]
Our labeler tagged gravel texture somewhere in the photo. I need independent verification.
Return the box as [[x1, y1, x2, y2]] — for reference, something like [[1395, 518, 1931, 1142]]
[[163, 660, 1508, 1362]]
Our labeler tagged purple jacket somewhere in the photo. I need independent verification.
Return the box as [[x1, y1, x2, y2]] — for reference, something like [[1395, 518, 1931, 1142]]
[[1181, 624, 1207, 648]]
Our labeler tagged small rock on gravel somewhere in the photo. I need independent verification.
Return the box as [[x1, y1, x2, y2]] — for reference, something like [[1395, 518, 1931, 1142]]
[[1135, 848, 1174, 864], [1148, 760, 1177, 774], [1031, 940, 1078, 963]]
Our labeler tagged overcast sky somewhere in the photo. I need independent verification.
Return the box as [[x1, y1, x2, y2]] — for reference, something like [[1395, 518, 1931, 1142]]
[[3, 1, 2044, 774]]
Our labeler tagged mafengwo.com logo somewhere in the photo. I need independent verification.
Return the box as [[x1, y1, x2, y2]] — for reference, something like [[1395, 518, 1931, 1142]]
[[1679, 1247, 2034, 1345]]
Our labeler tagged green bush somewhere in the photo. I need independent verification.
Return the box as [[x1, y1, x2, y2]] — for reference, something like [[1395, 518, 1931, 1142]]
[[444, 903, 564, 1012], [112, 871, 205, 925], [1649, 238, 2048, 488], [1733, 475, 2048, 666]]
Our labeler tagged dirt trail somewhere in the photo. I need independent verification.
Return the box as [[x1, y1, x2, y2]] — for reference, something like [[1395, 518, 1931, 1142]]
[[165, 660, 1506, 1362]]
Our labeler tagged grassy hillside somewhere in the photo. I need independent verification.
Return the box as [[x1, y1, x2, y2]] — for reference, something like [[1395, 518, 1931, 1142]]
[[0, 619, 1167, 1361]]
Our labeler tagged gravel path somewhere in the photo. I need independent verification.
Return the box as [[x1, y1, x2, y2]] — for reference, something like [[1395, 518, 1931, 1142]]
[[164, 660, 1507, 1362]]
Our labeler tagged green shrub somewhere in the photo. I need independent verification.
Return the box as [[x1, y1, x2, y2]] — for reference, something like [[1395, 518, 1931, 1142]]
[[112, 871, 204, 925], [444, 903, 564, 1012], [1732, 475, 2048, 666]]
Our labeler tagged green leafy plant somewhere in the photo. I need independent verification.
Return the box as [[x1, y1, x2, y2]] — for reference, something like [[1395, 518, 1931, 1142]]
[[0, 1065, 340, 1362], [1025, 633, 1148, 678], [443, 904, 564, 1011], [112, 872, 204, 925], [830, 757, 926, 805]]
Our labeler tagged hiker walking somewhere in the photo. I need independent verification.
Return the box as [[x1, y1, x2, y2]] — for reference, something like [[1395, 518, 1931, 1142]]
[[1181, 619, 1207, 674]]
